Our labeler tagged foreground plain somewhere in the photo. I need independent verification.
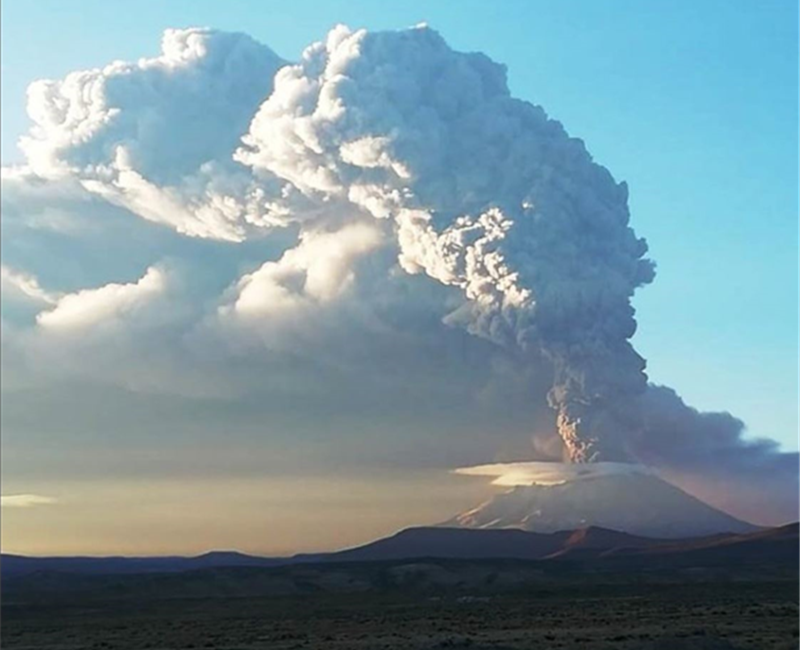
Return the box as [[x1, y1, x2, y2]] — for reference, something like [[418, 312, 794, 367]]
[[2, 563, 797, 650]]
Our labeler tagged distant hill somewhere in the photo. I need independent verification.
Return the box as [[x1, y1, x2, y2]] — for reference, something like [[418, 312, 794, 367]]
[[298, 525, 663, 563], [597, 521, 800, 568], [3, 523, 796, 585], [1, 550, 281, 579], [2, 523, 796, 602]]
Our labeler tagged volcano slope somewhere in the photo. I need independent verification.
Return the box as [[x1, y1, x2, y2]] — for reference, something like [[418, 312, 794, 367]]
[[441, 472, 758, 538]]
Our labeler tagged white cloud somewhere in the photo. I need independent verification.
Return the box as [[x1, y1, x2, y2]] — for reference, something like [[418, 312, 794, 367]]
[[37, 266, 167, 330], [1, 266, 59, 305], [225, 221, 385, 318], [454, 461, 654, 486], [1, 494, 57, 508], [19, 28, 286, 241]]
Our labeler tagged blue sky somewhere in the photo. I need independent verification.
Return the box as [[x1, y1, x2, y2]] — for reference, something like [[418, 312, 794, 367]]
[[3, 0, 796, 449], [0, 2, 797, 554]]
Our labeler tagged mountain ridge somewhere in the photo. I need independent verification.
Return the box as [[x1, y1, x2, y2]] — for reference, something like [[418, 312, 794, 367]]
[[3, 522, 795, 580]]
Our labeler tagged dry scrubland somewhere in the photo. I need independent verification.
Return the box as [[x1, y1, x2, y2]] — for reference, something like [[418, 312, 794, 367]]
[[2, 571, 797, 650]]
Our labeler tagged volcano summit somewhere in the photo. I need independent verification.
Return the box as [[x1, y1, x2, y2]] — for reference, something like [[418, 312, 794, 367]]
[[445, 463, 758, 538]]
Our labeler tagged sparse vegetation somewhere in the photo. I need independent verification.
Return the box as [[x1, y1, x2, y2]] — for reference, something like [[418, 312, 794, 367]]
[[2, 568, 796, 649]]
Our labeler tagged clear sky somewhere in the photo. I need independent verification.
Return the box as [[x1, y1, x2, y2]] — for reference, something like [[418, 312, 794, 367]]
[[1, 0, 797, 555]]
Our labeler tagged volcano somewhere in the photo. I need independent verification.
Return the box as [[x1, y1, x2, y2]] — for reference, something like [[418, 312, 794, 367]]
[[441, 471, 758, 538]]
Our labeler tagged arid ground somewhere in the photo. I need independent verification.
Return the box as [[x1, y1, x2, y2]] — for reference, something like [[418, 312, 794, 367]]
[[2, 564, 797, 650]]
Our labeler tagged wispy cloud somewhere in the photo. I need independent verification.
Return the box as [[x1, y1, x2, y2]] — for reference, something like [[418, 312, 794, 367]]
[[1, 266, 59, 305], [1, 494, 58, 508]]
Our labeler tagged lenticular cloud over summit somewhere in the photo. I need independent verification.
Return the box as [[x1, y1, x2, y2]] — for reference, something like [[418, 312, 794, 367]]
[[454, 461, 655, 487], [2, 25, 796, 524]]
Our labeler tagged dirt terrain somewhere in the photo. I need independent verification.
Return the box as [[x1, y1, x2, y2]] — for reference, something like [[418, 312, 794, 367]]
[[2, 570, 797, 650]]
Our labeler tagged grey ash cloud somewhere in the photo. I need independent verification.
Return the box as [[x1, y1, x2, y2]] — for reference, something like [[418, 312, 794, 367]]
[[1, 25, 795, 525]]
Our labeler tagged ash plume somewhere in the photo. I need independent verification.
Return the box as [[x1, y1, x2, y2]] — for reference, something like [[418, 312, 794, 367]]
[[233, 24, 655, 462], [3, 22, 793, 503]]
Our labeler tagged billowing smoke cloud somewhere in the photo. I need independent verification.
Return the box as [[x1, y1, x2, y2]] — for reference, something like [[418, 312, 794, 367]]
[[1, 25, 795, 521], [20, 28, 286, 241], [10, 24, 657, 462], [234, 24, 654, 462], [634, 386, 798, 523]]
